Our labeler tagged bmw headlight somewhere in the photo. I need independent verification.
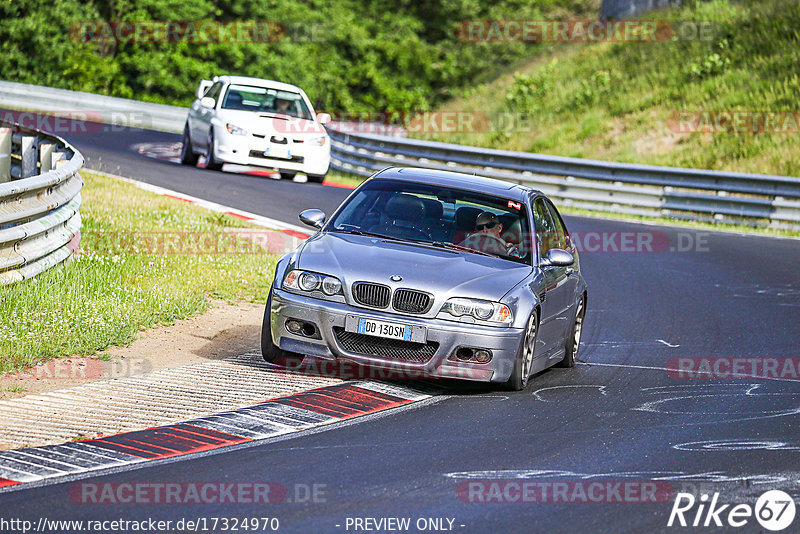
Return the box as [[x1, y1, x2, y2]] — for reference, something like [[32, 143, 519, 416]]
[[309, 135, 328, 146], [283, 269, 343, 298], [440, 298, 512, 325], [225, 123, 248, 135]]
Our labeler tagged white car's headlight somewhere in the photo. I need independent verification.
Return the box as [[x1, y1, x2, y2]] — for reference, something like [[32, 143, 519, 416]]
[[309, 135, 328, 146], [283, 269, 342, 297], [225, 123, 248, 135], [440, 298, 512, 325]]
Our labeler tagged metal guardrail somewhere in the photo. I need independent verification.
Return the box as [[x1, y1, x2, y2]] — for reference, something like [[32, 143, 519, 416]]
[[3, 80, 799, 228], [0, 80, 187, 133], [600, 0, 681, 20], [0, 120, 84, 285], [327, 129, 800, 227]]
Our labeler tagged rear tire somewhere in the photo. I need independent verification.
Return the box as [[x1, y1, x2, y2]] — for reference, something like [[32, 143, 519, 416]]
[[205, 130, 223, 171], [279, 171, 297, 180], [261, 289, 303, 364], [505, 310, 538, 391], [557, 294, 585, 368], [306, 173, 326, 183], [180, 124, 199, 166]]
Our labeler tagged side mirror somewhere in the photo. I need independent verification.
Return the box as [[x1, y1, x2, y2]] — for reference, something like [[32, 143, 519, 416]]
[[316, 112, 331, 125], [196, 80, 213, 99], [200, 97, 216, 109], [299, 209, 326, 229], [541, 248, 574, 267]]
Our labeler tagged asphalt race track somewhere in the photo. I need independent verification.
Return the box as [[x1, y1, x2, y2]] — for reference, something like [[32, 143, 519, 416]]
[[2, 119, 800, 533]]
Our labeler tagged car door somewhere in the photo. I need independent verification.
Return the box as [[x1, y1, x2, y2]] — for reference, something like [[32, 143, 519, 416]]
[[545, 199, 580, 344], [532, 196, 571, 358]]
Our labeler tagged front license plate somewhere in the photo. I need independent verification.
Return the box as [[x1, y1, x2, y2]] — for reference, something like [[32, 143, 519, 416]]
[[358, 318, 410, 341], [344, 315, 428, 343], [345, 315, 426, 343], [265, 146, 291, 159]]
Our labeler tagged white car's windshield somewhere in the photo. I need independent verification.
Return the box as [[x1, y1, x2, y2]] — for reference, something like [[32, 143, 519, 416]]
[[329, 179, 532, 265], [221, 84, 313, 120]]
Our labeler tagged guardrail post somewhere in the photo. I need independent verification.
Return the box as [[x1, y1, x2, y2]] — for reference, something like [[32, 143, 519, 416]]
[[11, 134, 37, 179], [52, 152, 67, 169], [0, 128, 9, 182], [39, 142, 55, 173], [20, 135, 36, 178]]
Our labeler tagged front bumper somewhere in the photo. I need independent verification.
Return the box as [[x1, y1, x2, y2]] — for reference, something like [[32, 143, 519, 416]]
[[215, 132, 330, 175], [270, 288, 524, 383]]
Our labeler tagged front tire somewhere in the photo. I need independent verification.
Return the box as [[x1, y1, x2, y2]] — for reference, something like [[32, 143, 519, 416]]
[[506, 310, 538, 391], [205, 130, 223, 171], [557, 294, 585, 368], [261, 289, 302, 364], [180, 124, 199, 166]]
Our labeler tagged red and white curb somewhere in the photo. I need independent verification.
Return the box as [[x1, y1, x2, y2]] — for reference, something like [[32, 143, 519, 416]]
[[0, 380, 438, 490]]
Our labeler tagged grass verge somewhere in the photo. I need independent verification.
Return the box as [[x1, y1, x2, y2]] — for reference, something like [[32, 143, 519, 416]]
[[0, 171, 279, 374]]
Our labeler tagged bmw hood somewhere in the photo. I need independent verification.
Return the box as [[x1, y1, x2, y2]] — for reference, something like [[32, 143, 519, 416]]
[[297, 233, 532, 302]]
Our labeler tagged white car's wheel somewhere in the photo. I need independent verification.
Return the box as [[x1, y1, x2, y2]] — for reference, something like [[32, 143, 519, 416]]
[[205, 130, 223, 171], [180, 124, 199, 166]]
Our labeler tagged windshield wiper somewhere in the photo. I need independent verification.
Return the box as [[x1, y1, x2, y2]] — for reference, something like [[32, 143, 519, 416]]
[[428, 241, 495, 257], [332, 229, 497, 258], [331, 228, 399, 240]]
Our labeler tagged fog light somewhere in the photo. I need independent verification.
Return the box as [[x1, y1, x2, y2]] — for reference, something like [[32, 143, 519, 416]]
[[473, 349, 492, 363], [456, 348, 473, 362], [286, 320, 302, 334], [301, 322, 317, 337]]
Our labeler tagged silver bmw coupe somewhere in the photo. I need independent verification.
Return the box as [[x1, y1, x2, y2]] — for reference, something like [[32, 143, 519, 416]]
[[261, 167, 587, 390]]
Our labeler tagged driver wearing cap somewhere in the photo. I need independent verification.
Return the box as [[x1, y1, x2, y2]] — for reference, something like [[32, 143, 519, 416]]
[[460, 211, 520, 258]]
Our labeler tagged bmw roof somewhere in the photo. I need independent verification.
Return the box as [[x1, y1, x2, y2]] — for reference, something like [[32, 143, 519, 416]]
[[369, 167, 541, 202]]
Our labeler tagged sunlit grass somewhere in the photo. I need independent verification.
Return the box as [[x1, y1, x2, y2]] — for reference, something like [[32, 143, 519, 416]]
[[414, 0, 800, 177], [0, 171, 279, 374]]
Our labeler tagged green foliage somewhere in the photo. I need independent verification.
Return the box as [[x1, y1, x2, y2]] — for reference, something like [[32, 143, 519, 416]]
[[417, 0, 800, 177], [504, 61, 558, 113], [0, 0, 596, 111]]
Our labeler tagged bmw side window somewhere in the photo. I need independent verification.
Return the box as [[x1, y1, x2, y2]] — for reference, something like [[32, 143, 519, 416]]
[[532, 198, 557, 258], [545, 200, 569, 251]]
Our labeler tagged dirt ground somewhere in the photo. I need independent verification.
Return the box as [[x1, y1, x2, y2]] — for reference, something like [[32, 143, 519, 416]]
[[0, 300, 264, 400]]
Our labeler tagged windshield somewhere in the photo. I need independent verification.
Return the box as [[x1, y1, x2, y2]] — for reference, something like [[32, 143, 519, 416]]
[[220, 84, 313, 120], [328, 179, 532, 265]]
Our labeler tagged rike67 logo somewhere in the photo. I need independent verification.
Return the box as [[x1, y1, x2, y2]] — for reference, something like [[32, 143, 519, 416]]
[[668, 490, 796, 531]]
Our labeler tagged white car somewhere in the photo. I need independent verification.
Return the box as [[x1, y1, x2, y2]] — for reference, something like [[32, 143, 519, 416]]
[[181, 75, 331, 182]]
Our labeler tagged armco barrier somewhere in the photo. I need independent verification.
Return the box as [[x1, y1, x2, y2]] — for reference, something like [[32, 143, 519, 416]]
[[0, 80, 186, 133], [2, 80, 799, 228], [327, 130, 800, 227], [600, 0, 680, 20], [0, 120, 83, 285]]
